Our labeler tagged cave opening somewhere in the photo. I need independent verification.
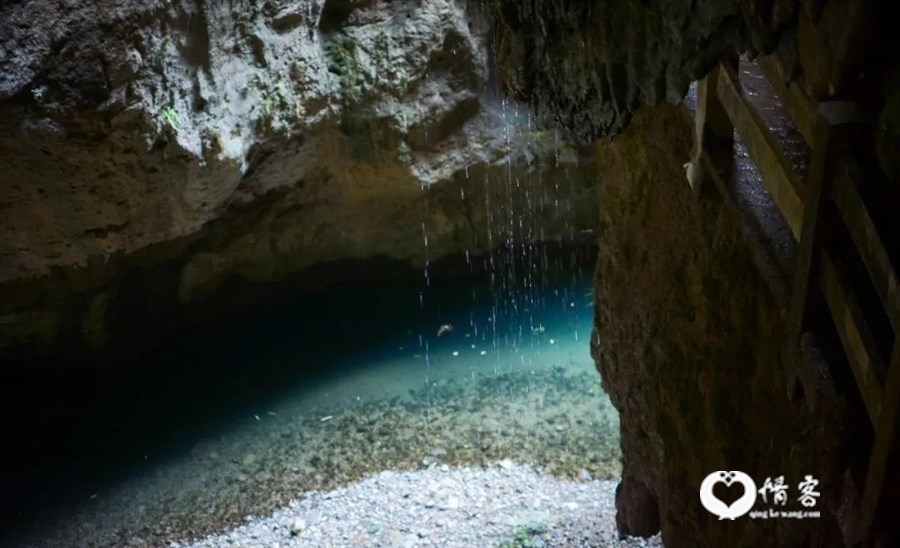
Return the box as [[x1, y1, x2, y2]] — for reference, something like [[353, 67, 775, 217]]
[[3, 0, 899, 546], [0, 61, 627, 544]]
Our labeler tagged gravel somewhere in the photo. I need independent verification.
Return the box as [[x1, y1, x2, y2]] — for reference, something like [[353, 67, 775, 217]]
[[178, 463, 662, 548], [8, 367, 621, 547]]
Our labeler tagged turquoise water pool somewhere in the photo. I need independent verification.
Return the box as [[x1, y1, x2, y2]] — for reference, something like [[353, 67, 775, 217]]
[[1, 249, 620, 546]]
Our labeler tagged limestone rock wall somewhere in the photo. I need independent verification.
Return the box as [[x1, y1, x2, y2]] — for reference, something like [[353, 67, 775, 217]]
[[0, 1, 597, 362], [493, 0, 894, 150], [591, 103, 858, 546], [493, 0, 746, 140]]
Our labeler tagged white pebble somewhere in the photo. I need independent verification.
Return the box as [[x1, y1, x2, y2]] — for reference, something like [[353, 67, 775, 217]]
[[290, 518, 306, 536], [176, 469, 661, 548]]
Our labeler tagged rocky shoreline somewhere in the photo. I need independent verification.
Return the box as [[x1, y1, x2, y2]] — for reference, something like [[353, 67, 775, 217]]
[[9, 367, 621, 547], [180, 464, 661, 548]]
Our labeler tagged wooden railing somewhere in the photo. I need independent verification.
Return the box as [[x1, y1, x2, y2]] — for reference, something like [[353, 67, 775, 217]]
[[689, 54, 899, 545]]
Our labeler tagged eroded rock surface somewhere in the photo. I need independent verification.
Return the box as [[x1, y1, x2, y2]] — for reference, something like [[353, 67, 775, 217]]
[[493, 0, 746, 140], [493, 0, 894, 147], [0, 0, 596, 361], [591, 103, 859, 546]]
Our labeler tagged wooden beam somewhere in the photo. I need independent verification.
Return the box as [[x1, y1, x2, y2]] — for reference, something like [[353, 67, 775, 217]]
[[757, 54, 818, 146], [758, 56, 868, 149], [785, 104, 832, 366], [687, 76, 711, 196], [716, 61, 805, 238], [859, 331, 900, 542], [831, 164, 900, 331], [820, 253, 885, 425], [688, 64, 735, 197]]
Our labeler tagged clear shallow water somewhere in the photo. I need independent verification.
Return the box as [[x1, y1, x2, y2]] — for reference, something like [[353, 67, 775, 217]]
[[0, 249, 620, 547]]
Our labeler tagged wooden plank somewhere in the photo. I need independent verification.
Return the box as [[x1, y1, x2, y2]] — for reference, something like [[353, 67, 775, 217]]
[[687, 75, 712, 196], [820, 253, 885, 425], [757, 54, 818, 145], [688, 64, 735, 197], [859, 332, 900, 542], [785, 106, 831, 361], [716, 61, 805, 238], [832, 164, 900, 331]]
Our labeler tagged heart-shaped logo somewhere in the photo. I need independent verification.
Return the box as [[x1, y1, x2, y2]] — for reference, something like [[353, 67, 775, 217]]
[[699, 471, 757, 520], [713, 480, 745, 506]]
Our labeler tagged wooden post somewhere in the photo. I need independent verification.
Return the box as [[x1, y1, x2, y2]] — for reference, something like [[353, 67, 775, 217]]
[[832, 163, 900, 332], [858, 331, 900, 543], [784, 105, 833, 378], [785, 102, 869, 390], [716, 59, 805, 237], [688, 58, 736, 197]]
